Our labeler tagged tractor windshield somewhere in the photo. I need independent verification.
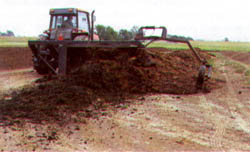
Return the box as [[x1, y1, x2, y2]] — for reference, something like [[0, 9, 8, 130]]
[[51, 15, 77, 29]]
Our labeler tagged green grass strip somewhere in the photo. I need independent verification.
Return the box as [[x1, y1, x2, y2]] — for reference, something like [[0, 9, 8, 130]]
[[148, 41, 250, 52]]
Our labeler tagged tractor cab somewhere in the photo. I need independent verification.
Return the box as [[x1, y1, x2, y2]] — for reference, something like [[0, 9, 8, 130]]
[[44, 8, 93, 40]]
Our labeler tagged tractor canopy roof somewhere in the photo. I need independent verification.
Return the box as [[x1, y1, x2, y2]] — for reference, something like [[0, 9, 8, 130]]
[[49, 8, 89, 15]]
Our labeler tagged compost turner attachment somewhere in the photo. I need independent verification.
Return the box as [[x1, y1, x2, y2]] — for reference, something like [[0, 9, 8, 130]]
[[136, 26, 212, 88]]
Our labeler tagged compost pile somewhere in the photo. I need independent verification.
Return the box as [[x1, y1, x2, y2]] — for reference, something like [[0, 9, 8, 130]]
[[34, 47, 217, 95], [68, 48, 214, 94], [0, 48, 219, 125]]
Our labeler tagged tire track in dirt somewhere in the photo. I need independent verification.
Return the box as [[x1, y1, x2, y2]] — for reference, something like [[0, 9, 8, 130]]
[[0, 68, 40, 92], [222, 54, 250, 132], [199, 95, 227, 149], [197, 55, 250, 150], [210, 58, 250, 150], [221, 59, 250, 135], [196, 56, 230, 149]]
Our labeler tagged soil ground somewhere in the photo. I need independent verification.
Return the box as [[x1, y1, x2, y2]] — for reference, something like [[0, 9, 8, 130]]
[[0, 47, 250, 151]]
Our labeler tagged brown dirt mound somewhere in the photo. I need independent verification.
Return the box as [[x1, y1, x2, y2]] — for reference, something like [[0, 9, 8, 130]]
[[0, 48, 221, 127], [69, 48, 216, 94], [0, 47, 32, 71]]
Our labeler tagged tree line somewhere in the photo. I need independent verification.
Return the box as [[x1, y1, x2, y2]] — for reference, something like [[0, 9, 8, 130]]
[[168, 34, 193, 41], [95, 25, 139, 40], [0, 30, 15, 36], [95, 24, 194, 41]]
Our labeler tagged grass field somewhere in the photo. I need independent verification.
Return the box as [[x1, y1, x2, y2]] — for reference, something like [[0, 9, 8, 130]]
[[0, 36, 250, 52], [0, 36, 37, 47], [148, 40, 250, 52]]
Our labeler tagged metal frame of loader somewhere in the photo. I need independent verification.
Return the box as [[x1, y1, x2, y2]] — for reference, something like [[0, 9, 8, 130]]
[[28, 40, 144, 75], [28, 26, 206, 75], [135, 26, 204, 63]]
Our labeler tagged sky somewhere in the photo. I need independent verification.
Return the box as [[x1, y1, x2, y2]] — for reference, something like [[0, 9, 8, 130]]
[[0, 0, 250, 41]]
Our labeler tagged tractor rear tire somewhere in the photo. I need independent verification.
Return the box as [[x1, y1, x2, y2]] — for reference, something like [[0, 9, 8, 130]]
[[34, 65, 50, 75]]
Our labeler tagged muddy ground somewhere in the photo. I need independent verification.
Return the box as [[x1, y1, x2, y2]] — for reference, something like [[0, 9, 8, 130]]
[[0, 47, 250, 151]]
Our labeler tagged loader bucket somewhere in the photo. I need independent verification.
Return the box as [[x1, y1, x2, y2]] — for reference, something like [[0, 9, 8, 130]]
[[28, 40, 144, 75]]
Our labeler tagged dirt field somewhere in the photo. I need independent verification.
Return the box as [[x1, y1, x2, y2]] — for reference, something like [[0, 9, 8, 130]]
[[0, 47, 250, 151], [0, 48, 39, 93]]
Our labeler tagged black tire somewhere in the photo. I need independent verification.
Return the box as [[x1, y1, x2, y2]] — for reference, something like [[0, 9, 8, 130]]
[[33, 46, 58, 75], [196, 66, 205, 89], [34, 65, 50, 75]]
